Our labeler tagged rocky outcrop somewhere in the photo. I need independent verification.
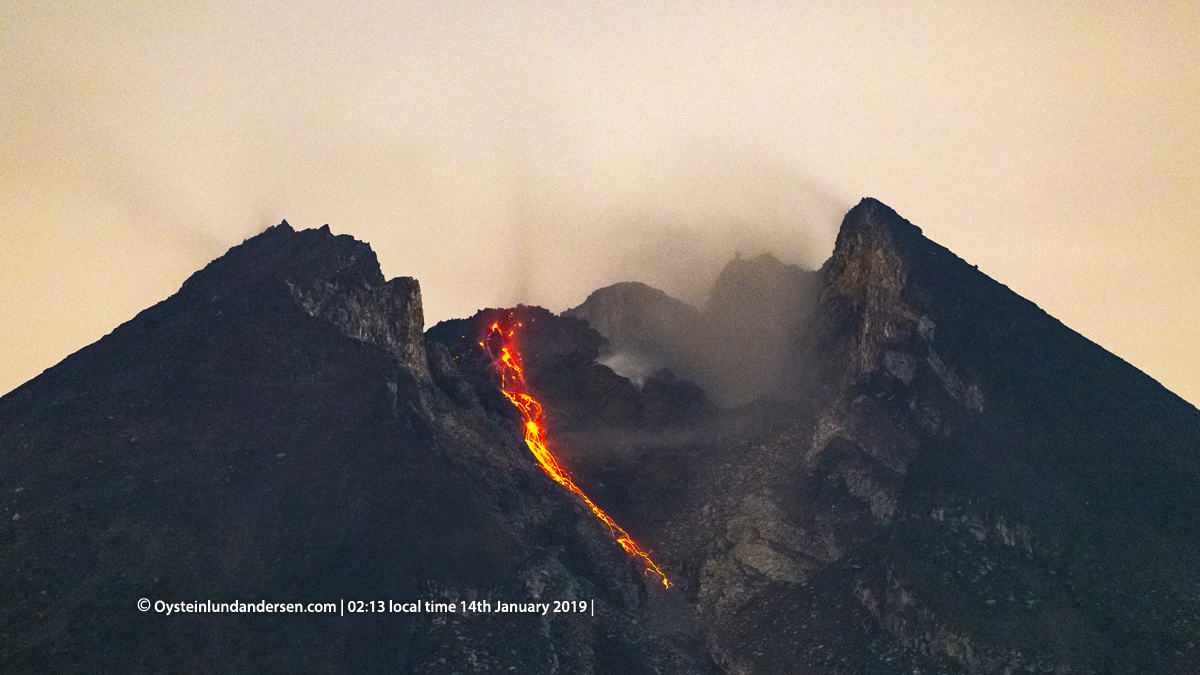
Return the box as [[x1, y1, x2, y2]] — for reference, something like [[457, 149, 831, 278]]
[[290, 274, 427, 380], [563, 282, 703, 388], [179, 221, 428, 378], [697, 199, 1200, 673]]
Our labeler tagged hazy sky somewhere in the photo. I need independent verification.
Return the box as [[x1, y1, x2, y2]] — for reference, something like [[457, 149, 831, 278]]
[[3, 1, 1198, 405]]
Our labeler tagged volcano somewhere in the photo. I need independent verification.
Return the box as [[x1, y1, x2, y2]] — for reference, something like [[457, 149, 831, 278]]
[[3, 200, 1199, 674]]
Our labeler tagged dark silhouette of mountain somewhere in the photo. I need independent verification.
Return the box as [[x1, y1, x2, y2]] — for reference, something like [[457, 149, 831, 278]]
[[564, 199, 1200, 674], [4, 200, 1199, 674], [772, 198, 1200, 673], [0, 222, 716, 674]]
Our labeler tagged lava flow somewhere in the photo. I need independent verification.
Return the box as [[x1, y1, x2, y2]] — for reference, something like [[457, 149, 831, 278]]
[[483, 321, 670, 589]]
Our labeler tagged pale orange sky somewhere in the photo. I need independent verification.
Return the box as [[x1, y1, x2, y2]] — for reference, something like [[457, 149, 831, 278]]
[[2, 1, 1198, 406]]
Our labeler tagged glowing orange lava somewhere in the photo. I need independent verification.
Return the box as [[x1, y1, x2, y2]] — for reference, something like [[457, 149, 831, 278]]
[[482, 321, 670, 589]]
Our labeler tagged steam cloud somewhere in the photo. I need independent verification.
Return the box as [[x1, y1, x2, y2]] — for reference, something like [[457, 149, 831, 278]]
[[566, 249, 824, 408]]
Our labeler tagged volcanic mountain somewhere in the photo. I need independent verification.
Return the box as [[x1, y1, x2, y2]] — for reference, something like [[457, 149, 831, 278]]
[[3, 200, 1198, 674]]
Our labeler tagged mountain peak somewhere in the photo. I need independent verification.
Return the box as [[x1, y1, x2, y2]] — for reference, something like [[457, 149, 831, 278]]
[[844, 197, 921, 233], [834, 198, 926, 258], [180, 222, 383, 301]]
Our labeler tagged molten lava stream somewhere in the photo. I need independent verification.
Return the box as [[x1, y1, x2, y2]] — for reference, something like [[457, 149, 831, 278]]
[[483, 322, 670, 589]]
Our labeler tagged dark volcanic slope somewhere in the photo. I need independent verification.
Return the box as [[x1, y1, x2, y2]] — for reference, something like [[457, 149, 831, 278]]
[[688, 199, 1200, 674], [5, 201, 1199, 675], [0, 223, 717, 674], [550, 199, 1200, 674]]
